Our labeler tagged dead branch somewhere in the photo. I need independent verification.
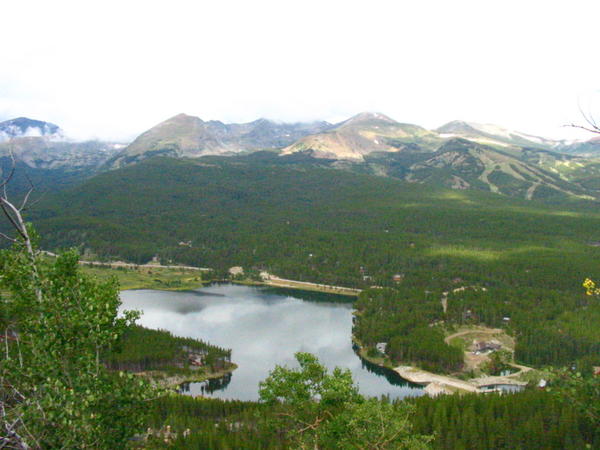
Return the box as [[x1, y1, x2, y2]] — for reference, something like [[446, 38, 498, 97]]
[[565, 123, 600, 134], [567, 100, 600, 135], [17, 174, 35, 213], [0, 150, 42, 303], [0, 151, 16, 192], [0, 202, 27, 241], [579, 102, 600, 131], [0, 232, 17, 243]]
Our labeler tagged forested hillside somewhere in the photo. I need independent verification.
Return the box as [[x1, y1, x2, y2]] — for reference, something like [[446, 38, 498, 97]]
[[143, 391, 599, 449], [30, 156, 600, 290], [354, 285, 600, 372]]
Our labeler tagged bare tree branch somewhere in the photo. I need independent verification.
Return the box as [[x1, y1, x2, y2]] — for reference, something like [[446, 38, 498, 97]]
[[0, 201, 26, 240], [18, 173, 35, 213], [566, 98, 600, 135], [0, 150, 16, 192], [567, 99, 600, 135], [578, 101, 599, 130], [20, 192, 44, 213], [0, 153, 43, 303], [565, 123, 600, 134], [0, 231, 17, 243]]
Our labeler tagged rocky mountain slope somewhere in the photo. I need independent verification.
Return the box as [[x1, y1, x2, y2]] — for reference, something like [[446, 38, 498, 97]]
[[0, 138, 123, 170], [403, 138, 595, 200], [277, 114, 600, 200], [0, 117, 123, 191], [108, 113, 331, 168], [435, 120, 561, 150], [281, 112, 441, 160]]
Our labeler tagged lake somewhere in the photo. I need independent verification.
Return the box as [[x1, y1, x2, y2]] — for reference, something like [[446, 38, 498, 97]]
[[120, 283, 423, 401]]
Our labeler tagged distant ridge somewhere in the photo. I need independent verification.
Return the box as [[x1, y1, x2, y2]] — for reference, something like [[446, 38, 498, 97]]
[[0, 117, 122, 170], [108, 114, 332, 168], [2, 112, 600, 201], [404, 138, 591, 200], [436, 120, 560, 150], [106, 111, 600, 167], [0, 117, 62, 141], [281, 112, 440, 160]]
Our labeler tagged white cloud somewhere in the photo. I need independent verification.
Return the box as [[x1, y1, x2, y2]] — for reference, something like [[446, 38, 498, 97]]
[[0, 0, 599, 141]]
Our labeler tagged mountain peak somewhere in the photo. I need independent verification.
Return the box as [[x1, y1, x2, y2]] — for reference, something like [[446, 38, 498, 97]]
[[343, 112, 397, 126], [282, 112, 439, 161], [437, 120, 477, 134], [0, 117, 62, 141], [167, 113, 203, 122], [248, 118, 277, 128]]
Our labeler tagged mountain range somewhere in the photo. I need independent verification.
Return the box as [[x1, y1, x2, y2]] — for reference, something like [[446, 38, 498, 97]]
[[2, 112, 600, 201], [107, 113, 331, 168], [108, 111, 598, 162]]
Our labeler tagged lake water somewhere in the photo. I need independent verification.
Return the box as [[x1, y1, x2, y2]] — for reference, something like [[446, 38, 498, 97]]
[[120, 283, 423, 401]]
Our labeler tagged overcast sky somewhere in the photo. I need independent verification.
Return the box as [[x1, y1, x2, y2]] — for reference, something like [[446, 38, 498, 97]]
[[1, 0, 599, 142]]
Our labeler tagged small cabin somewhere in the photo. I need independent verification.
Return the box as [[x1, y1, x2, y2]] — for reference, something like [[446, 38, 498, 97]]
[[228, 266, 244, 276], [260, 271, 271, 281], [375, 342, 388, 354], [473, 340, 501, 353], [392, 273, 404, 283], [188, 353, 205, 367]]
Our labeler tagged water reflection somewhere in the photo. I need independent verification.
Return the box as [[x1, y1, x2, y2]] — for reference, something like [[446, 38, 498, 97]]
[[180, 373, 232, 396], [262, 286, 356, 304], [355, 347, 422, 389], [120, 283, 423, 401]]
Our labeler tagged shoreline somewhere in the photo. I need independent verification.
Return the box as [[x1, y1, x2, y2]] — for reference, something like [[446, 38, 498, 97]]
[[74, 254, 362, 297], [120, 282, 206, 292], [145, 363, 239, 389], [253, 273, 361, 297], [233, 279, 360, 297], [354, 340, 528, 395], [78, 259, 212, 271]]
